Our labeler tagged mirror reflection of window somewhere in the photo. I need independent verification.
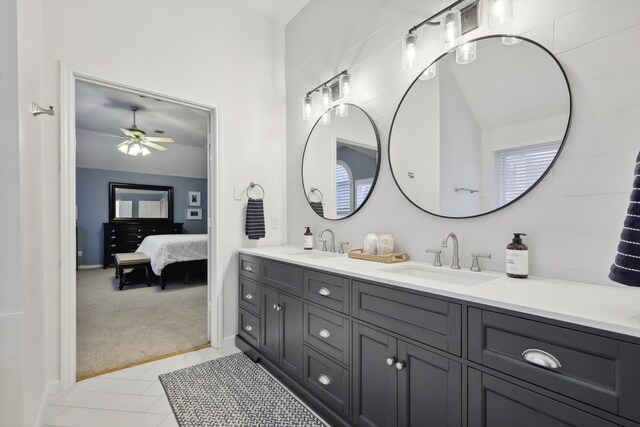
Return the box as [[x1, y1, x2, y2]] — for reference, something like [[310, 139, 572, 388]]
[[336, 162, 353, 218]]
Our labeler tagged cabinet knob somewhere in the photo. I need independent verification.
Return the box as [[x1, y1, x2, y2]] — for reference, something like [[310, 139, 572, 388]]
[[522, 349, 561, 370], [318, 328, 331, 339], [137, 235, 142, 239], [245, 293, 253, 300], [244, 265, 254, 272], [318, 287, 331, 297], [386, 357, 396, 366], [395, 361, 406, 371], [318, 374, 331, 386], [244, 325, 253, 332], [137, 229, 141, 232], [152, 229, 156, 232]]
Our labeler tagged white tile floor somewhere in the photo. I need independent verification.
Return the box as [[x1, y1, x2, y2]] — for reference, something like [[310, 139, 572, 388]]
[[43, 345, 241, 427]]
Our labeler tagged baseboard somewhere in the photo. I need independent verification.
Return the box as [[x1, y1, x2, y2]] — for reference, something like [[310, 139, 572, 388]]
[[77, 264, 102, 270], [35, 380, 60, 427]]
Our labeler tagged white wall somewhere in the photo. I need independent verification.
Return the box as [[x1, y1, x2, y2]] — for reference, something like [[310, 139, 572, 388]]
[[0, 1, 24, 425], [286, 0, 640, 285], [15, 0, 287, 416]]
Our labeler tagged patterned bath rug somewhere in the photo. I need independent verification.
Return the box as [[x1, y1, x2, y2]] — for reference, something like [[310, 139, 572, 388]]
[[159, 352, 327, 426]]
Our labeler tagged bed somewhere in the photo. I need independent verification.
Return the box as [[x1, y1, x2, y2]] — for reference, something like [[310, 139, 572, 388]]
[[136, 234, 208, 289]]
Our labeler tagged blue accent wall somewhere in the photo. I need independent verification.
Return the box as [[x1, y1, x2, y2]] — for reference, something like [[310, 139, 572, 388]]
[[76, 168, 207, 266]]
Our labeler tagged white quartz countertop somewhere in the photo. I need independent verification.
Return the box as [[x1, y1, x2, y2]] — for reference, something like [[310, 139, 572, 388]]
[[238, 246, 640, 340]]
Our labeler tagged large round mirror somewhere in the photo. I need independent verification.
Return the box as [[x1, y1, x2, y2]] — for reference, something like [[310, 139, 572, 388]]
[[302, 104, 381, 220], [389, 35, 571, 218]]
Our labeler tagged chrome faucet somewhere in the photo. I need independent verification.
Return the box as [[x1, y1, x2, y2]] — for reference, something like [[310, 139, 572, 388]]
[[441, 232, 460, 269], [319, 228, 336, 253]]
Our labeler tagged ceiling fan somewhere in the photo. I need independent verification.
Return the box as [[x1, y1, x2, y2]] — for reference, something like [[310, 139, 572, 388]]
[[116, 106, 174, 156]]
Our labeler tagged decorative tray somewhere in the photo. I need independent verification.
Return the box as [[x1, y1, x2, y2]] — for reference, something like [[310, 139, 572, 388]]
[[348, 249, 409, 264]]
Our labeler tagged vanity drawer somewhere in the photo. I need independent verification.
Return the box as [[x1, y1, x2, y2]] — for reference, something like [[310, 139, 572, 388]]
[[260, 259, 303, 297], [352, 281, 462, 356], [238, 308, 260, 349], [304, 270, 349, 314], [468, 308, 640, 422], [239, 255, 260, 281], [304, 304, 350, 366], [304, 346, 350, 418], [239, 277, 260, 316]]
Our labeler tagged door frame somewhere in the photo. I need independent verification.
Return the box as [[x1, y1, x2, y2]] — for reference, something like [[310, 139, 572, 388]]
[[59, 63, 223, 390]]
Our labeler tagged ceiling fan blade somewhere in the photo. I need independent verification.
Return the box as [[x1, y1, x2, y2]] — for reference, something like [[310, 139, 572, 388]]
[[144, 136, 174, 143], [115, 140, 131, 148], [118, 127, 135, 137], [140, 141, 168, 152]]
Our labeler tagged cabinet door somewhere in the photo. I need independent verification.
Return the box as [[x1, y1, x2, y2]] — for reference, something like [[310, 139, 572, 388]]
[[397, 341, 461, 427], [279, 293, 304, 380], [260, 286, 280, 361], [468, 369, 616, 427], [353, 323, 398, 427]]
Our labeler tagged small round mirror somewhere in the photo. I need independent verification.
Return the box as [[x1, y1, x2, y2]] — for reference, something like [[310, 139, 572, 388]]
[[302, 104, 381, 220], [389, 35, 571, 218]]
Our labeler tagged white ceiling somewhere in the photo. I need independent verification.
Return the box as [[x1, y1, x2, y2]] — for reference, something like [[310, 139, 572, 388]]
[[75, 81, 208, 147], [234, 0, 310, 26]]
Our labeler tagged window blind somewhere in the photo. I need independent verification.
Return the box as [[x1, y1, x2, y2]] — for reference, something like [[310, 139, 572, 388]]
[[494, 141, 561, 207], [336, 163, 352, 217], [356, 178, 373, 206]]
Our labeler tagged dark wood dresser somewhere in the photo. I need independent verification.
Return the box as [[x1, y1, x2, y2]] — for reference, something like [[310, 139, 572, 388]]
[[103, 221, 183, 268]]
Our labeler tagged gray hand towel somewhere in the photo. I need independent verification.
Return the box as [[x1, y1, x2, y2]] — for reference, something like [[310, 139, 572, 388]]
[[245, 198, 265, 240]]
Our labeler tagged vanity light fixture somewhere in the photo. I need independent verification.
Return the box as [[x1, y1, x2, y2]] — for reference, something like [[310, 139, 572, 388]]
[[301, 70, 352, 122], [456, 41, 477, 64], [402, 0, 480, 70], [419, 63, 437, 80], [488, 0, 514, 29]]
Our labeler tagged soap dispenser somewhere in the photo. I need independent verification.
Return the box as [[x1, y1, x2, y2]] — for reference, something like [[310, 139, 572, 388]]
[[303, 227, 313, 250], [506, 233, 528, 278]]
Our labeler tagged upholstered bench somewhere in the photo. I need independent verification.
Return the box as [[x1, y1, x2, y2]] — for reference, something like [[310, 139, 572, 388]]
[[114, 253, 152, 290]]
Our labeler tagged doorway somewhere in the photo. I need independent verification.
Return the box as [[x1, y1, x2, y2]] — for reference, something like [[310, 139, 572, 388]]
[[60, 66, 222, 389]]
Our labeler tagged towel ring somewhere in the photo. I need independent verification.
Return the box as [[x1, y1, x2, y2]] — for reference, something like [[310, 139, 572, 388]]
[[247, 182, 265, 199], [309, 187, 323, 203]]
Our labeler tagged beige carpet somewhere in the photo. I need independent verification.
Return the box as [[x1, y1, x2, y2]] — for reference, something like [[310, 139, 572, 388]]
[[76, 267, 208, 377]]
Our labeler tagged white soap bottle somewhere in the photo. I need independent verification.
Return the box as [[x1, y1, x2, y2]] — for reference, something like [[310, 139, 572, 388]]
[[506, 233, 528, 278]]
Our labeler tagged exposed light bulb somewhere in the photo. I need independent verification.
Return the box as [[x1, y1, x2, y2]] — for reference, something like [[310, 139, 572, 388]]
[[319, 110, 331, 125], [321, 86, 333, 112], [456, 41, 477, 65], [441, 9, 461, 50], [339, 73, 351, 99], [402, 32, 419, 71], [302, 95, 313, 121], [335, 103, 349, 118], [418, 63, 437, 81], [502, 36, 522, 46], [488, 0, 514, 29]]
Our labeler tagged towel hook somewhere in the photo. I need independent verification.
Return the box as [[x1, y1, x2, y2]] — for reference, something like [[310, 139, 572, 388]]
[[309, 187, 324, 203], [247, 182, 265, 199], [31, 103, 55, 117]]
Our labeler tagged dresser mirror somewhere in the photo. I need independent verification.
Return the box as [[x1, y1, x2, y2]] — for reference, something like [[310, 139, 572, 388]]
[[389, 35, 571, 218], [302, 104, 381, 220], [109, 182, 174, 222]]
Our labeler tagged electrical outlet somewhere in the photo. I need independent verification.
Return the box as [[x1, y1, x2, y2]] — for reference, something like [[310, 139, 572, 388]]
[[271, 215, 279, 229], [234, 186, 243, 201], [77, 251, 82, 257]]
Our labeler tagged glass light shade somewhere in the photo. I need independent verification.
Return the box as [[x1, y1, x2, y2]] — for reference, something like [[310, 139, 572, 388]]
[[488, 0, 514, 29], [339, 73, 351, 99], [320, 86, 333, 111], [402, 32, 419, 71], [141, 146, 151, 156], [302, 95, 313, 121], [118, 144, 129, 154], [128, 143, 142, 156], [456, 41, 477, 64], [418, 63, 437, 81], [502, 36, 522, 46], [319, 110, 331, 125], [335, 103, 349, 117], [441, 9, 461, 50]]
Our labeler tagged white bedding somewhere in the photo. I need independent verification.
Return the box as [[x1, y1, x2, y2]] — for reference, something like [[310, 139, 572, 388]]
[[137, 234, 208, 275]]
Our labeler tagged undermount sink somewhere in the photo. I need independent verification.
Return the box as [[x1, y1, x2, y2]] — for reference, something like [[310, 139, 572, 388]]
[[281, 250, 342, 260], [380, 265, 495, 286]]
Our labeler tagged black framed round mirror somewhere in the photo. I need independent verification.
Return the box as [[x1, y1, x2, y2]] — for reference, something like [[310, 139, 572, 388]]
[[302, 104, 381, 220], [389, 35, 572, 219]]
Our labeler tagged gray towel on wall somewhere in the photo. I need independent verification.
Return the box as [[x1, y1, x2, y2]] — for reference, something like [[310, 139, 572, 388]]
[[609, 152, 640, 286], [245, 198, 265, 240], [310, 201, 324, 217]]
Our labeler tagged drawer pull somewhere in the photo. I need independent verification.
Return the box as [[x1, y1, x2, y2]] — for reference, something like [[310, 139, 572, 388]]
[[386, 357, 396, 366], [318, 374, 331, 386], [137, 235, 142, 239], [110, 236, 116, 239], [245, 293, 254, 300], [318, 287, 331, 296], [244, 265, 255, 272], [273, 304, 282, 312], [318, 328, 331, 339], [110, 244, 116, 248], [395, 361, 406, 371], [244, 325, 253, 332], [522, 349, 562, 370]]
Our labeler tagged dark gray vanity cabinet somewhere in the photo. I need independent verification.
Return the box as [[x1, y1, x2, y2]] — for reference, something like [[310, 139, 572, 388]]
[[353, 323, 462, 427]]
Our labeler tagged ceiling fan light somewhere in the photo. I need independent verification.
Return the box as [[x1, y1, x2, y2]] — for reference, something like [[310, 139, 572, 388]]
[[129, 143, 142, 156], [118, 144, 129, 154], [141, 146, 151, 156]]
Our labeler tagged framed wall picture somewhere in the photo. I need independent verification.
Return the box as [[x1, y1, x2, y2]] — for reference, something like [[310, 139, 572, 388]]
[[188, 191, 201, 207], [186, 208, 202, 220]]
